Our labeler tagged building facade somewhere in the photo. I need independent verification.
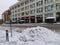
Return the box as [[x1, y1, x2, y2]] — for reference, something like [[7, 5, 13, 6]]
[[0, 19, 3, 24], [10, 0, 60, 23], [2, 10, 10, 23]]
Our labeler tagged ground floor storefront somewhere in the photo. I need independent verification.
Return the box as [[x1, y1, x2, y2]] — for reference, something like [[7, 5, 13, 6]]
[[56, 12, 60, 22], [20, 16, 55, 23], [12, 17, 60, 24], [11, 12, 60, 24]]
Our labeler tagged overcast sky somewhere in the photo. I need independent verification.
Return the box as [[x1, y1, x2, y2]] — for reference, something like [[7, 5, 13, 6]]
[[0, 0, 18, 19]]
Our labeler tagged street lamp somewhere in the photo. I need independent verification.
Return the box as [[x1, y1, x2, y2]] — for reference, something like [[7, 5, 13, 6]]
[[8, 10, 12, 37]]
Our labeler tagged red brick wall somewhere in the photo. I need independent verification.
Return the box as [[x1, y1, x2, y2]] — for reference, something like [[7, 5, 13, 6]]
[[0, 19, 3, 24], [2, 10, 10, 23]]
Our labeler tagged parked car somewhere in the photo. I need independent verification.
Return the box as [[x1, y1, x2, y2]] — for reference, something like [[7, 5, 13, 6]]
[[11, 21, 17, 24], [20, 20, 25, 23], [5, 21, 10, 24]]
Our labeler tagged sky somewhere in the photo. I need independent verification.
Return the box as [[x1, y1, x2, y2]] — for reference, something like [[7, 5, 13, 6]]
[[0, 0, 18, 19]]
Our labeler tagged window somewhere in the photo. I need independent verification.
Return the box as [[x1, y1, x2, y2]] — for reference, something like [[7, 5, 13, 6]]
[[21, 2, 24, 6], [37, 1, 43, 6], [18, 9, 20, 12], [21, 8, 24, 11], [15, 6, 17, 9], [12, 15, 14, 17], [37, 15, 43, 17], [30, 0, 35, 2], [13, 18, 14, 21], [37, 7, 43, 13], [12, 11, 14, 14], [18, 13, 20, 16], [18, 18, 20, 21], [30, 10, 35, 14], [56, 3, 60, 10], [45, 5, 54, 12], [21, 12, 24, 16], [25, 11, 29, 15], [25, 0, 29, 4], [30, 3, 35, 8], [15, 18, 17, 21], [45, 13, 53, 17], [18, 5, 20, 8], [25, 6, 29, 10], [15, 14, 17, 17], [15, 10, 17, 13], [45, 0, 53, 4]]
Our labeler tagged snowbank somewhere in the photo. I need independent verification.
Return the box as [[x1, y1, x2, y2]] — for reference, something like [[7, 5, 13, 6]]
[[0, 26, 60, 45], [19, 26, 60, 45]]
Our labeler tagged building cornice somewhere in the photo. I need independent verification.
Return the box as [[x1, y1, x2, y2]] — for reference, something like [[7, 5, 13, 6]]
[[9, 2, 20, 9]]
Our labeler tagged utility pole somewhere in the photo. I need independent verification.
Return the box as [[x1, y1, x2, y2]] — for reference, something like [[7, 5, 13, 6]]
[[10, 19, 12, 37], [8, 10, 12, 37]]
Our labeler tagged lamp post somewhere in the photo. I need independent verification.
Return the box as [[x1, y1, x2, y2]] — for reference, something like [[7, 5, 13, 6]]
[[8, 10, 12, 37]]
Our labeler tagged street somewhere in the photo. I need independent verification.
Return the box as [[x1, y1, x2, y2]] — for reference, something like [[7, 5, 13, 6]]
[[1, 23, 60, 34]]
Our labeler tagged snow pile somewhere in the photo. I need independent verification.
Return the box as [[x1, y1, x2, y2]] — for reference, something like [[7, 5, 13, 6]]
[[0, 26, 60, 45], [19, 26, 60, 45]]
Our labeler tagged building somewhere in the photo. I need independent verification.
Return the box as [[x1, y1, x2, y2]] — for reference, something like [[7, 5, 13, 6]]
[[2, 10, 10, 23], [0, 19, 3, 24], [10, 0, 60, 23]]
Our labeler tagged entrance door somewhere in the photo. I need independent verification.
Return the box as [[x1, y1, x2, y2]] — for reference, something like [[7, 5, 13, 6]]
[[37, 17, 43, 23], [31, 19, 35, 23], [30, 16, 35, 23], [25, 19, 29, 23], [56, 12, 60, 22]]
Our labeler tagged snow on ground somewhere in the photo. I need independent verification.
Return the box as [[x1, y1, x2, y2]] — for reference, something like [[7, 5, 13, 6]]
[[54, 23, 60, 24], [0, 26, 60, 45]]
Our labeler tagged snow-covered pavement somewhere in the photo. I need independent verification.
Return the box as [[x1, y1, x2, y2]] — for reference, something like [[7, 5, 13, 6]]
[[0, 26, 25, 32], [0, 26, 60, 45]]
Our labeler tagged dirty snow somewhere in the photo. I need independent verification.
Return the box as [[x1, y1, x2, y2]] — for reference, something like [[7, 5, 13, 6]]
[[0, 26, 60, 45]]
